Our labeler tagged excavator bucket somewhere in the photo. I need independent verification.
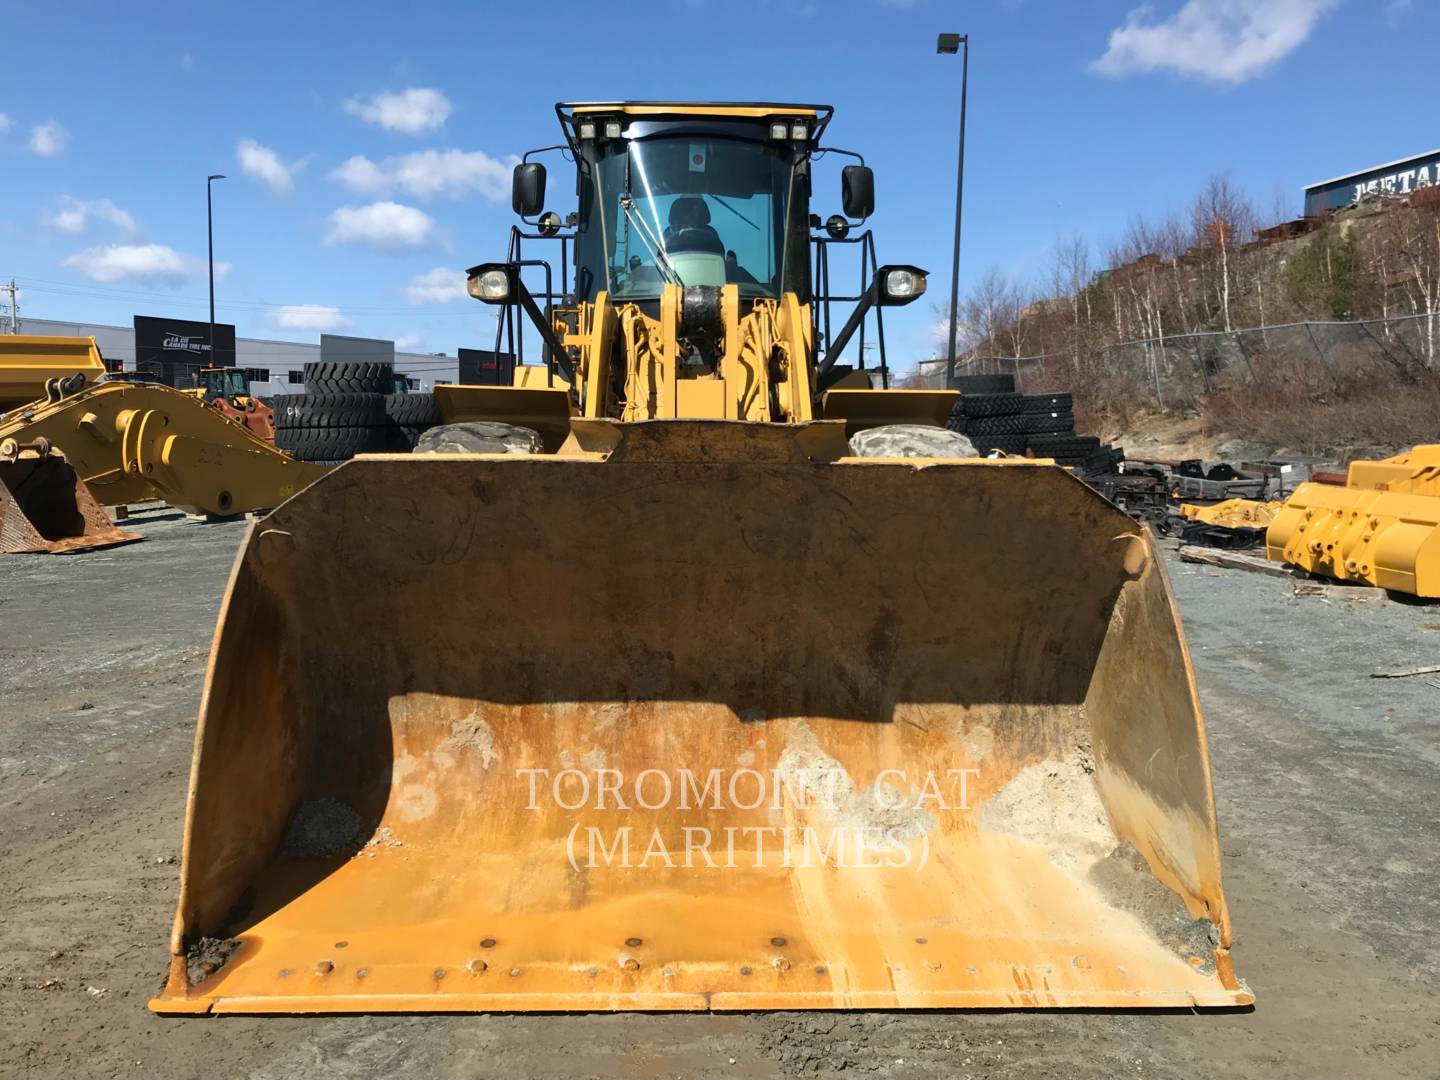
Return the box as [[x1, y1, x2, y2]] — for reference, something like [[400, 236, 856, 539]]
[[0, 439, 142, 554], [152, 420, 1249, 1014]]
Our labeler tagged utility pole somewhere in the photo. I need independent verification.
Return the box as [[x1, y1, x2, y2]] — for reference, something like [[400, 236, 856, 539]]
[[207, 174, 226, 366], [938, 32, 969, 387], [2, 279, 17, 333]]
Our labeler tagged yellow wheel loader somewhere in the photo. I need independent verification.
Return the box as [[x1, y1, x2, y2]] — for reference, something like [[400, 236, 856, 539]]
[[0, 376, 328, 517], [183, 366, 277, 445], [152, 102, 1250, 1014]]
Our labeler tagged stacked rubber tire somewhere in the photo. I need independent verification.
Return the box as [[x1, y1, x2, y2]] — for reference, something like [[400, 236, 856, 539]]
[[274, 361, 442, 463], [945, 374, 1027, 455], [946, 374, 1122, 468], [1020, 390, 1096, 467]]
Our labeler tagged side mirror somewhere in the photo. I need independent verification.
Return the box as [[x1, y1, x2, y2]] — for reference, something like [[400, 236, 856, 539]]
[[841, 165, 874, 220], [512, 163, 546, 217]]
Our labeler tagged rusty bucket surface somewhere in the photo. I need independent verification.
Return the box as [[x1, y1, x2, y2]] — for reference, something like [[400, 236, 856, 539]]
[[152, 421, 1249, 1014], [0, 440, 142, 554]]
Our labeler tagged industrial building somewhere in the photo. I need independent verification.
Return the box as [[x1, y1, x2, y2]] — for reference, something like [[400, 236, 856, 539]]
[[1304, 149, 1440, 216], [11, 316, 460, 396]]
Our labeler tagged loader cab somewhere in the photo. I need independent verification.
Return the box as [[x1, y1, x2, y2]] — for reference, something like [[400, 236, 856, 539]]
[[567, 115, 818, 306], [475, 102, 921, 407], [198, 367, 251, 403]]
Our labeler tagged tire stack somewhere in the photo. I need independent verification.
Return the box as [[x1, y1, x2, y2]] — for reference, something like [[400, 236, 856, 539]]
[[1021, 392, 1125, 470], [1021, 391, 1089, 466], [383, 390, 443, 451], [274, 361, 442, 463], [947, 374, 1027, 456], [947, 375, 1125, 469]]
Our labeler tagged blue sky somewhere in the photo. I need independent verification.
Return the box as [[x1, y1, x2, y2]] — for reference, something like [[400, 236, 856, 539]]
[[1, 0, 1433, 372]]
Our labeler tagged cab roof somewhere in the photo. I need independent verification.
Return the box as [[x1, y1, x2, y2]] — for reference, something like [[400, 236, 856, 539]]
[[556, 101, 833, 146]]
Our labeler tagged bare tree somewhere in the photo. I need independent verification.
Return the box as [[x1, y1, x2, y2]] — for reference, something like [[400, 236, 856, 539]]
[[1190, 174, 1257, 333]]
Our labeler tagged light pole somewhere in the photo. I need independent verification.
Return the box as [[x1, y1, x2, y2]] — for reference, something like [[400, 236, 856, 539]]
[[937, 32, 968, 387], [207, 174, 226, 373]]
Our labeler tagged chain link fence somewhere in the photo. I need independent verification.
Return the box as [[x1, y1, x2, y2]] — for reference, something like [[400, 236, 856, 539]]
[[919, 312, 1440, 410]]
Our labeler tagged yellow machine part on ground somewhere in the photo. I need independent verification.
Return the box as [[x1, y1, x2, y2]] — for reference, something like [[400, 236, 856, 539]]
[[0, 335, 109, 411], [1181, 499, 1285, 529], [150, 420, 1250, 1014], [0, 379, 329, 516], [1268, 445, 1440, 596]]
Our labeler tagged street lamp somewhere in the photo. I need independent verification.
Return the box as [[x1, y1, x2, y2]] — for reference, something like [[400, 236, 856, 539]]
[[207, 174, 226, 372], [937, 32, 968, 387]]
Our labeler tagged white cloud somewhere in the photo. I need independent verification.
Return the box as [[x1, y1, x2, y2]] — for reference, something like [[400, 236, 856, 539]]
[[405, 267, 468, 304], [325, 201, 438, 251], [330, 154, 388, 193], [60, 244, 228, 286], [329, 148, 514, 202], [1091, 0, 1337, 84], [49, 196, 138, 236], [1386, 0, 1413, 26], [343, 88, 452, 135], [271, 305, 351, 332], [236, 138, 300, 197], [30, 120, 70, 157], [393, 332, 425, 352], [0, 113, 12, 135]]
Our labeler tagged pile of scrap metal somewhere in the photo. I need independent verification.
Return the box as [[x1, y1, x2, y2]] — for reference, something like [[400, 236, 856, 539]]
[[1081, 454, 1290, 546], [1168, 460, 1269, 502], [1268, 446, 1440, 596], [1081, 462, 1171, 525]]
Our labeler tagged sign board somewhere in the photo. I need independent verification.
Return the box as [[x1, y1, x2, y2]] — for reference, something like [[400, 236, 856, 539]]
[[458, 348, 516, 386], [133, 315, 236, 387]]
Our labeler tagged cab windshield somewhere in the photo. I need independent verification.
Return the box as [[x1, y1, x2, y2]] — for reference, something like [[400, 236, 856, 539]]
[[205, 369, 248, 396], [579, 135, 807, 302]]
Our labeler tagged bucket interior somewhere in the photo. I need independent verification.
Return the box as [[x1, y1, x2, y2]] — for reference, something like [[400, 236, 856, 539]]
[[154, 444, 1246, 1012]]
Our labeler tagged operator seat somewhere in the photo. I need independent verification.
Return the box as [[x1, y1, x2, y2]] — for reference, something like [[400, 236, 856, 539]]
[[664, 198, 724, 255]]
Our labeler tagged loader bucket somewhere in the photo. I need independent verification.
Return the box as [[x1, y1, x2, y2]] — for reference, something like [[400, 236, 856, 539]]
[[0, 440, 142, 554], [152, 420, 1249, 1014]]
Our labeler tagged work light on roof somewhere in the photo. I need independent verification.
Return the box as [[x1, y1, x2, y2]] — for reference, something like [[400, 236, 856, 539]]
[[577, 120, 597, 140], [604, 120, 622, 139], [790, 122, 807, 141], [770, 122, 788, 140]]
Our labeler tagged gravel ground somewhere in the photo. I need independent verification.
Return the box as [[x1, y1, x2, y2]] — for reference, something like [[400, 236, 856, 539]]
[[1, 507, 1437, 1079]]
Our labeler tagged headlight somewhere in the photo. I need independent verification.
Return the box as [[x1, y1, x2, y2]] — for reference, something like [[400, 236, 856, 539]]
[[467, 268, 512, 303], [873, 265, 929, 307], [883, 268, 927, 300]]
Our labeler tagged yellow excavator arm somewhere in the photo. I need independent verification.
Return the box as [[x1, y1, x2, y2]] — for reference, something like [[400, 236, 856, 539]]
[[0, 379, 327, 517]]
